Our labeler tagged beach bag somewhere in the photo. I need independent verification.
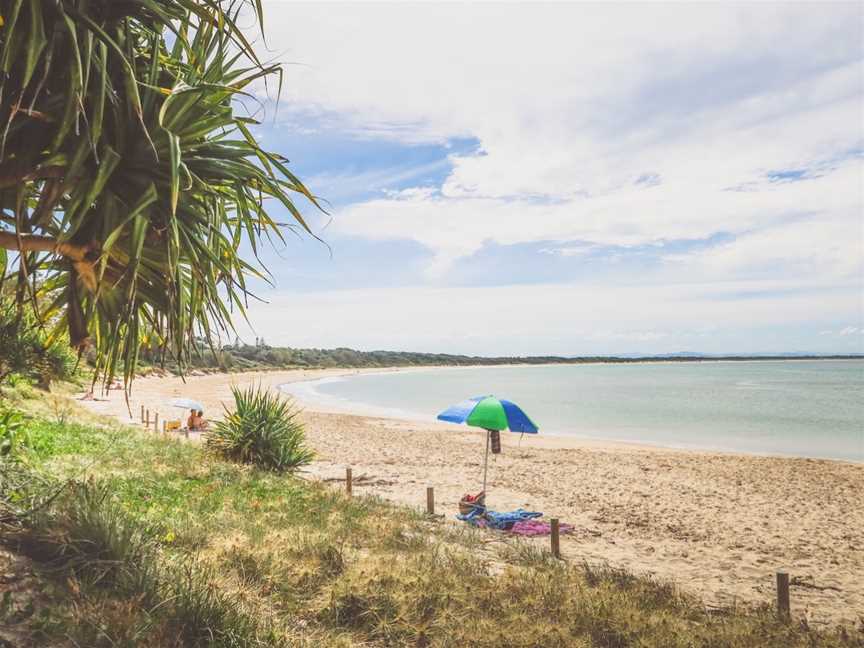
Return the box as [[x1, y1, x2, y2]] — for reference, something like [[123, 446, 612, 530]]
[[490, 430, 501, 454], [459, 491, 486, 515]]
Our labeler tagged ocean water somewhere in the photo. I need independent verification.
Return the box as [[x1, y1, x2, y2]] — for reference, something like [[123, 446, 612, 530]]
[[284, 361, 864, 462]]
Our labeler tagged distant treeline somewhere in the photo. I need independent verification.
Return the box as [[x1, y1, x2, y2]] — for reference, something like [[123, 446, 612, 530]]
[[138, 340, 862, 373]]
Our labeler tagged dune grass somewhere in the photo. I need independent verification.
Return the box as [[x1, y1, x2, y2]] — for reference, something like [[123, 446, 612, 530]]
[[0, 391, 861, 647]]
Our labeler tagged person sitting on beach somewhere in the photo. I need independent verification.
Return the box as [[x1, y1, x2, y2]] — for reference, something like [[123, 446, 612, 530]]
[[187, 410, 208, 431]]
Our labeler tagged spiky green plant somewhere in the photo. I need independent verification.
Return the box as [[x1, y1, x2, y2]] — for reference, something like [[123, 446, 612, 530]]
[[0, 404, 25, 457], [0, 1, 322, 385], [41, 479, 162, 596], [0, 295, 76, 387], [205, 385, 314, 471]]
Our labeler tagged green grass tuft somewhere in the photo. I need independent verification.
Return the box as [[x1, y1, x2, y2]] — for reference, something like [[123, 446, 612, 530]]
[[205, 385, 314, 472]]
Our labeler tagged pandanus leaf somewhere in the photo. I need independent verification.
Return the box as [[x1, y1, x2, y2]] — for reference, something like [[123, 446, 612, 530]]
[[0, 0, 323, 387]]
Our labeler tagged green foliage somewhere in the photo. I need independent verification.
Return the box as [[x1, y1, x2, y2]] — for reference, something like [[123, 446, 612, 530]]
[[140, 342, 862, 376], [4, 411, 860, 647], [164, 562, 280, 648], [8, 417, 105, 461], [0, 0, 322, 385], [32, 480, 161, 598], [0, 404, 25, 457], [206, 385, 314, 472], [0, 298, 76, 387], [15, 477, 284, 647]]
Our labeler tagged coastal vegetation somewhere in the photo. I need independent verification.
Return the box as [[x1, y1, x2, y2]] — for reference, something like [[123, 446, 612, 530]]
[[1, 387, 860, 647], [140, 339, 863, 374], [0, 0, 321, 387], [205, 384, 314, 472], [0, 296, 77, 388]]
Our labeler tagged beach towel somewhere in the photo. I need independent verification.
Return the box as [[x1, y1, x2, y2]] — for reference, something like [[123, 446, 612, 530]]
[[509, 519, 574, 537], [457, 508, 543, 530]]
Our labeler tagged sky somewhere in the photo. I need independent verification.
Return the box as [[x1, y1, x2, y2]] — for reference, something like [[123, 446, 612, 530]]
[[231, 1, 863, 356]]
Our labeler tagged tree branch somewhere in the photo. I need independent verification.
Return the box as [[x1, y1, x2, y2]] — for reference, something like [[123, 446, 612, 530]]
[[0, 230, 89, 261], [0, 230, 99, 294], [0, 163, 65, 190]]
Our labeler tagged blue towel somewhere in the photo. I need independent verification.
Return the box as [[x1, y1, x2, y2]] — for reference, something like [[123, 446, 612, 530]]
[[457, 508, 543, 530]]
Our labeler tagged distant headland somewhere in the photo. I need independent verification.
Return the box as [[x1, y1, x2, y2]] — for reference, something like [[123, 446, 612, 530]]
[[140, 340, 862, 373]]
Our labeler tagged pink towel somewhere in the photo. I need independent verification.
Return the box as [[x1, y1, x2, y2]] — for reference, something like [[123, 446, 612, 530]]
[[509, 520, 574, 537]]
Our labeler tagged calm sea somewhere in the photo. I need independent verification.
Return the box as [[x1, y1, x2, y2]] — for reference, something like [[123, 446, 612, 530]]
[[283, 361, 864, 462]]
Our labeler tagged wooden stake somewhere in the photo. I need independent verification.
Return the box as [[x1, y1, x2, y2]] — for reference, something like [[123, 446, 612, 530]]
[[550, 518, 561, 558], [346, 468, 353, 495], [154, 413, 159, 432], [776, 572, 790, 619], [426, 487, 435, 515], [140, 404, 144, 422], [145, 409, 150, 428]]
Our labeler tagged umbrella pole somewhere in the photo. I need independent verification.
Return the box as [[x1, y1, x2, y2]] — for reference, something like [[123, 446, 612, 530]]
[[482, 430, 490, 495]]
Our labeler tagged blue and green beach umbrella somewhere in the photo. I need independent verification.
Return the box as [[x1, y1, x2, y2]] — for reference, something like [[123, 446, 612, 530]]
[[437, 395, 538, 495], [437, 395, 538, 433]]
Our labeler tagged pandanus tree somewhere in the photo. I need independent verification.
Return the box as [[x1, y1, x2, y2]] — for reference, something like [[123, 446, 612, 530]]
[[0, 0, 320, 384]]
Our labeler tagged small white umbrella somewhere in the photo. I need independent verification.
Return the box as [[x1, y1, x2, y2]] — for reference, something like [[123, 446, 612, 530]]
[[169, 398, 205, 411]]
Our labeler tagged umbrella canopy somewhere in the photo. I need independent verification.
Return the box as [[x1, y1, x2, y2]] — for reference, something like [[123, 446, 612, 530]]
[[437, 395, 538, 433], [438, 395, 539, 501], [169, 398, 205, 411]]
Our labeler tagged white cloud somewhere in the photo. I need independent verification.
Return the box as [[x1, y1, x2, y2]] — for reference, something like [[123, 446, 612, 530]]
[[258, 3, 861, 192], [817, 327, 864, 337], [539, 244, 597, 258], [253, 2, 862, 278], [303, 159, 449, 203], [589, 330, 670, 343], [236, 278, 862, 355], [333, 162, 862, 280], [238, 3, 864, 351]]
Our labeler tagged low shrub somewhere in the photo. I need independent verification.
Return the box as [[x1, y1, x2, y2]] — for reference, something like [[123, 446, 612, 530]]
[[0, 405, 26, 457], [11, 477, 283, 647], [205, 385, 314, 472], [0, 298, 77, 389], [165, 561, 281, 647], [15, 479, 160, 600]]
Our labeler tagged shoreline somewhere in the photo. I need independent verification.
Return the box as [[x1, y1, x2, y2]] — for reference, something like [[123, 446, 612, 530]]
[[279, 365, 864, 466], [76, 367, 864, 626]]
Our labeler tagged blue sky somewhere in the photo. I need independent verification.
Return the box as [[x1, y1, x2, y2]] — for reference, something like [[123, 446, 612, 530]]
[[231, 2, 863, 356]]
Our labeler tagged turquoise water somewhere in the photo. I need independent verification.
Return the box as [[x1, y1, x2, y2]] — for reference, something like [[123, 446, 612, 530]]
[[291, 361, 864, 462]]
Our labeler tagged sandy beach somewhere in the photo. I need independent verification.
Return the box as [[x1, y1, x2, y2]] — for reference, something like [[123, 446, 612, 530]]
[[79, 368, 864, 627]]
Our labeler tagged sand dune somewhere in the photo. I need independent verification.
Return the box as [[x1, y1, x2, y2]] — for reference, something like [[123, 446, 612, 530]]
[[79, 368, 864, 627]]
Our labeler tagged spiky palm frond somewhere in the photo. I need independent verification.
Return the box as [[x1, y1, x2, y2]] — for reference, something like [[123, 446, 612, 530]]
[[0, 0, 322, 384]]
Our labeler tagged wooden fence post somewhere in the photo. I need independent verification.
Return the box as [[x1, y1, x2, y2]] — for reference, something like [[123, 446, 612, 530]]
[[154, 413, 159, 432], [426, 487, 435, 515], [550, 518, 561, 558], [346, 468, 352, 495], [140, 405, 144, 422], [776, 572, 790, 619], [145, 409, 150, 428], [162, 420, 167, 434]]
